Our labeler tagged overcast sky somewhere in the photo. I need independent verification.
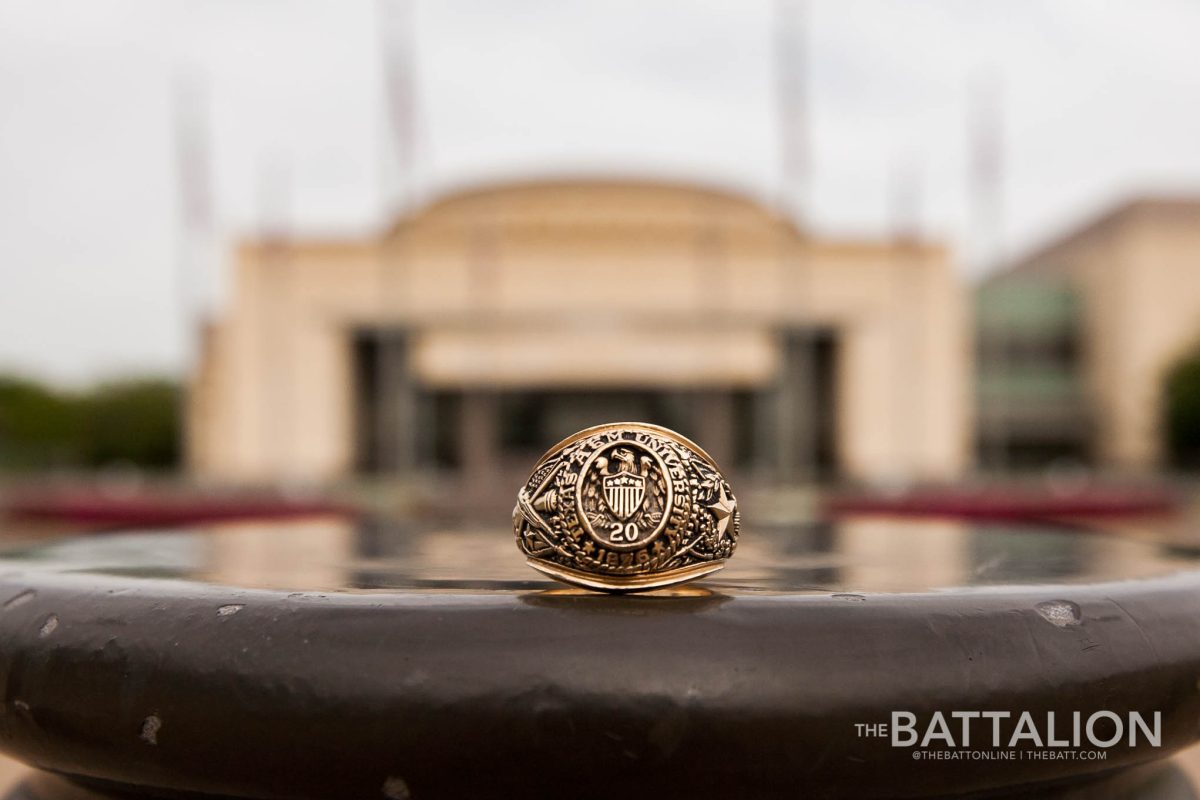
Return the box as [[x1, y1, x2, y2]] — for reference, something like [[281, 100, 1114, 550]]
[[2, 0, 1200, 383]]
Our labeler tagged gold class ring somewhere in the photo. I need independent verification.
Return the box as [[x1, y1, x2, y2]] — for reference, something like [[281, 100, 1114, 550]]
[[513, 422, 740, 592]]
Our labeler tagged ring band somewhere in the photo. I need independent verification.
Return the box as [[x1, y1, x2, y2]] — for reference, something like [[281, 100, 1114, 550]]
[[513, 422, 740, 592]]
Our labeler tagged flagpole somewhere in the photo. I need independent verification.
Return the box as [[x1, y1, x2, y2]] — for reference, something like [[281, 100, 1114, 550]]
[[171, 68, 213, 476]]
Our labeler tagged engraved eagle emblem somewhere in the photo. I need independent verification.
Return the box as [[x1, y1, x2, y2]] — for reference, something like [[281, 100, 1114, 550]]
[[600, 447, 650, 521]]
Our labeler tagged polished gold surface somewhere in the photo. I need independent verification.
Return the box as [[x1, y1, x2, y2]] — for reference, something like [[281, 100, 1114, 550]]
[[513, 422, 740, 592]]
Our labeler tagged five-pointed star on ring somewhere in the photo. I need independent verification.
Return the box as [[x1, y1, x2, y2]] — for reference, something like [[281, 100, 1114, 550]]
[[707, 484, 736, 541]]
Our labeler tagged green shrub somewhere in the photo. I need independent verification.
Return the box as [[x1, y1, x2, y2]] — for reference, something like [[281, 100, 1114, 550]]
[[0, 376, 82, 468], [1164, 349, 1200, 468], [0, 375, 180, 471], [80, 380, 181, 468]]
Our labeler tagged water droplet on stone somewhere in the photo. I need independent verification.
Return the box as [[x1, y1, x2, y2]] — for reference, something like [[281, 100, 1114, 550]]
[[140, 714, 162, 745], [38, 614, 58, 637], [382, 776, 410, 800], [1036, 600, 1081, 628]]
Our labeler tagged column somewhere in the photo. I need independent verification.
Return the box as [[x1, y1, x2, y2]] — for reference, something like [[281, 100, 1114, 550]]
[[375, 332, 418, 474], [696, 391, 735, 469], [460, 391, 499, 486], [775, 330, 819, 481]]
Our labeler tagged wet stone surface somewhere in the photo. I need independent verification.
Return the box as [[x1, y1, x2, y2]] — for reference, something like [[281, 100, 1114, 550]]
[[0, 515, 1196, 596]]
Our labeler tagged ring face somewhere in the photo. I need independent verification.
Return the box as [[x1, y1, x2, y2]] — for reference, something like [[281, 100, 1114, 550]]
[[513, 422, 740, 592]]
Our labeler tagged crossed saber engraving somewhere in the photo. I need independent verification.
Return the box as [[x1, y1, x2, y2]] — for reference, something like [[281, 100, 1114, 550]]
[[514, 461, 572, 558]]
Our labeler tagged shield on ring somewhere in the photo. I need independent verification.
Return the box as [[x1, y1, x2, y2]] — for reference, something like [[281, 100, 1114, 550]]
[[603, 472, 645, 521]]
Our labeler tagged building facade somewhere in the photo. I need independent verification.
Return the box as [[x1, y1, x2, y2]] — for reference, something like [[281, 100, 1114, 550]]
[[978, 197, 1200, 470], [189, 178, 971, 484]]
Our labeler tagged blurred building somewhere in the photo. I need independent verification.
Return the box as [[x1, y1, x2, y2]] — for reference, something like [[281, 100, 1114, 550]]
[[188, 178, 970, 484], [976, 276, 1087, 466], [977, 197, 1200, 470]]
